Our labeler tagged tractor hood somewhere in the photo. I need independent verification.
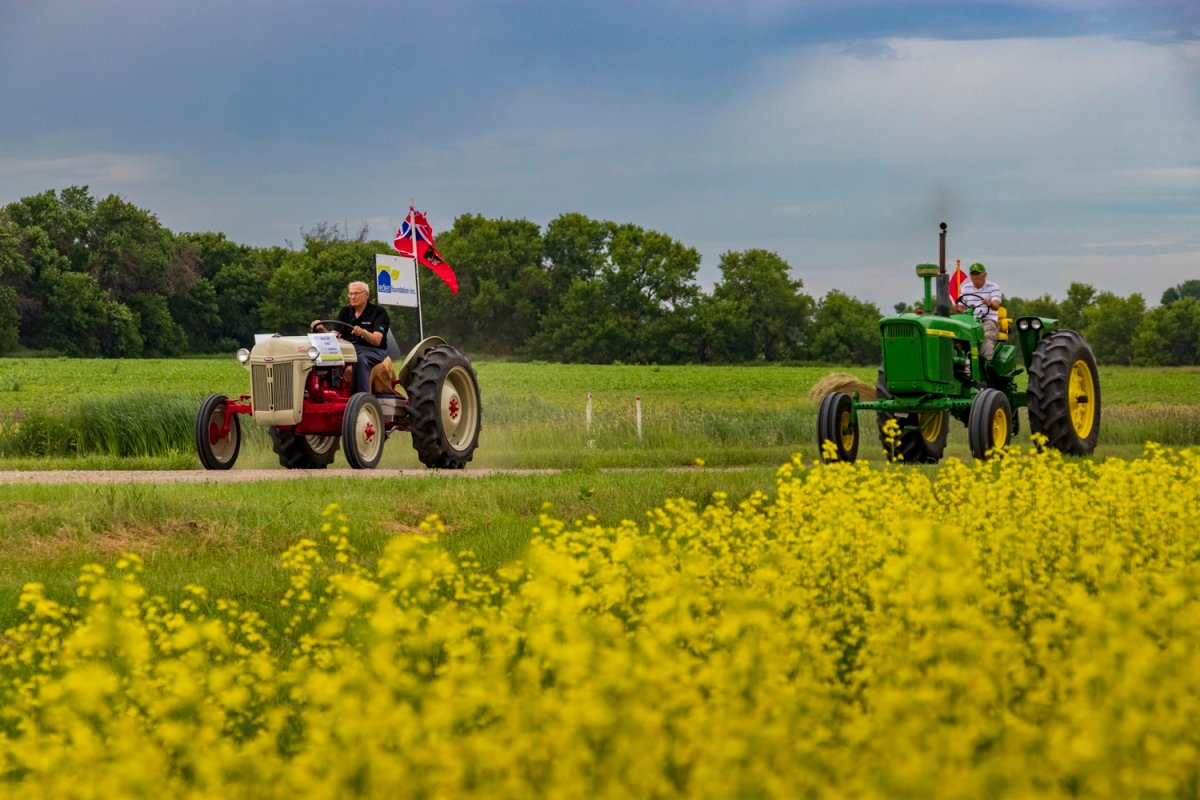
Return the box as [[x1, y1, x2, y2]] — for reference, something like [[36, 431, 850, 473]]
[[881, 312, 977, 341], [879, 313, 977, 396], [237, 335, 358, 428], [245, 335, 358, 365]]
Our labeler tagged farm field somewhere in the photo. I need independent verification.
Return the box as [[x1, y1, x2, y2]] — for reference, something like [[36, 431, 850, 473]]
[[1, 358, 1198, 469]]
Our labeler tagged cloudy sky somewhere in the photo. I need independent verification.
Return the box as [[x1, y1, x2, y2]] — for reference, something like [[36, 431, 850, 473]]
[[2, 0, 1197, 309]]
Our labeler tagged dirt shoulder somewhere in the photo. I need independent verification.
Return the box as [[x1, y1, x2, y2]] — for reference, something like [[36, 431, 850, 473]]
[[0, 466, 741, 485], [0, 469, 542, 484]]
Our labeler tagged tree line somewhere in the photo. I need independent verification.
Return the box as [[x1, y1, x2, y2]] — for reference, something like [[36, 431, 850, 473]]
[[1, 187, 1197, 365]]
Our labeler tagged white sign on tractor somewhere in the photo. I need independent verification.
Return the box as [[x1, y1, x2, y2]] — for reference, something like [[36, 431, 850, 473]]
[[375, 254, 418, 307]]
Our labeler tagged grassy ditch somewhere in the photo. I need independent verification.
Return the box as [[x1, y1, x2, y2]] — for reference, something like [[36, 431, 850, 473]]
[[0, 467, 778, 634]]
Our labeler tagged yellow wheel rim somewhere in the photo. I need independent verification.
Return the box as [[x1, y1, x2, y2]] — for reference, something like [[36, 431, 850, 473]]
[[1068, 359, 1096, 438], [839, 409, 856, 451], [918, 412, 944, 443], [992, 407, 1009, 448]]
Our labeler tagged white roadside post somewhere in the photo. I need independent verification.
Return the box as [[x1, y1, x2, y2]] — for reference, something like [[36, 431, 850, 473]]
[[636, 395, 643, 441], [586, 392, 593, 433]]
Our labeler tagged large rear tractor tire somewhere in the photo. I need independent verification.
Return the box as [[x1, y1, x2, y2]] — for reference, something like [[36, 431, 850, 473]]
[[817, 391, 859, 463], [1027, 330, 1101, 455], [406, 345, 482, 469], [968, 388, 1012, 460], [874, 366, 949, 463], [269, 428, 338, 469], [341, 394, 385, 469], [195, 394, 241, 470]]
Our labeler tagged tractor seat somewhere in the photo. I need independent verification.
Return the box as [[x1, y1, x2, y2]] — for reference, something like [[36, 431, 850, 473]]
[[997, 307, 1011, 342]]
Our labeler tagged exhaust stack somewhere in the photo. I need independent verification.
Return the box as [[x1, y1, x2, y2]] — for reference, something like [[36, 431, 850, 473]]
[[935, 222, 951, 317]]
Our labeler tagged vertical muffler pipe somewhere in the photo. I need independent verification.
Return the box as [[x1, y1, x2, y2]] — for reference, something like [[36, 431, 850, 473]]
[[935, 222, 951, 317]]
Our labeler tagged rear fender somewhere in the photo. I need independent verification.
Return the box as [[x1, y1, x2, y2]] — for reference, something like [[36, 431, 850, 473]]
[[396, 336, 448, 388]]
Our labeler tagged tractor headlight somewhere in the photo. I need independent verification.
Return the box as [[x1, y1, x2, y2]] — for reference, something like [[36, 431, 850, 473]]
[[307, 346, 321, 362], [1031, 319, 1042, 330], [1018, 319, 1030, 331], [236, 348, 251, 364]]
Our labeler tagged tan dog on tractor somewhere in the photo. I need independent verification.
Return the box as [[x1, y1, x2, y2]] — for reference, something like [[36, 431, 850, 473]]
[[346, 356, 400, 396]]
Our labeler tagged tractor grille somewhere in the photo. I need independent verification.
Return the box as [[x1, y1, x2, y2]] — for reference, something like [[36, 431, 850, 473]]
[[882, 322, 919, 339], [251, 363, 295, 412]]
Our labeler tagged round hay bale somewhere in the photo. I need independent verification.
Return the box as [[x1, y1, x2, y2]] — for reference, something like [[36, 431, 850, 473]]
[[808, 372, 876, 403]]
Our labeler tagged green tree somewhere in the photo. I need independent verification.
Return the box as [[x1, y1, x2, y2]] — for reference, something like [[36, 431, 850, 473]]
[[211, 246, 286, 349], [805, 291, 882, 365], [1133, 298, 1200, 366], [86, 195, 184, 302], [168, 277, 223, 352], [1131, 311, 1170, 366], [8, 225, 72, 349], [543, 213, 612, 295], [1003, 294, 1060, 320], [426, 214, 547, 355], [258, 232, 380, 333], [84, 194, 204, 350], [706, 249, 814, 362], [40, 269, 142, 356], [1058, 282, 1096, 331], [1159, 279, 1200, 306], [528, 219, 701, 363], [177, 231, 250, 280], [0, 223, 30, 354], [1081, 292, 1145, 365], [1160, 298, 1200, 365], [128, 293, 188, 357], [4, 186, 95, 271]]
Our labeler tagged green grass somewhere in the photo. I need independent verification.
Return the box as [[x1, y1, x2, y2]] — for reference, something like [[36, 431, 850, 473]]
[[0, 467, 778, 634], [0, 359, 1198, 468]]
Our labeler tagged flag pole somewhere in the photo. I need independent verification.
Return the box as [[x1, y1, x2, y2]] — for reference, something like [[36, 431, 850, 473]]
[[411, 197, 424, 340]]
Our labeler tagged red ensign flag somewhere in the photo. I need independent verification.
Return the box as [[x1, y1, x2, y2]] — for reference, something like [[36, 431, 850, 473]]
[[393, 210, 458, 294]]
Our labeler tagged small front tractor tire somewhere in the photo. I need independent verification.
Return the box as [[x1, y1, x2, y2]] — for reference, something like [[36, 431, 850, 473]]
[[406, 345, 482, 469], [1027, 330, 1101, 455], [342, 394, 385, 469], [195, 394, 241, 470], [269, 428, 338, 469], [968, 388, 1012, 460], [817, 391, 859, 463], [874, 366, 949, 463]]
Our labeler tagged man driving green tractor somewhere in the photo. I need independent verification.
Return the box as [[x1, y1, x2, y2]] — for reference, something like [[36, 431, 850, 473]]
[[957, 262, 1001, 362]]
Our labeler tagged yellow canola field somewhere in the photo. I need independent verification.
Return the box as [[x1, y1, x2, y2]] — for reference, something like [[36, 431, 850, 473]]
[[3, 445, 1200, 798]]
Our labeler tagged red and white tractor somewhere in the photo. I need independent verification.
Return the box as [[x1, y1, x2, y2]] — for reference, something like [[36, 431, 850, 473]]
[[195, 328, 481, 470]]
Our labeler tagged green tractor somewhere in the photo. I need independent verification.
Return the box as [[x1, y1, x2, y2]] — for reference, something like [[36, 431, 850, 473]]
[[817, 223, 1101, 463]]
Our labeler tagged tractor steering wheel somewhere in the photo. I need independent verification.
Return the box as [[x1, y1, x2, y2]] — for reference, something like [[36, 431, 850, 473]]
[[312, 319, 354, 336], [956, 292, 991, 320]]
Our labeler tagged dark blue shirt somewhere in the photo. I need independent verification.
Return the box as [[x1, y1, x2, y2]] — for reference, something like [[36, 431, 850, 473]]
[[336, 302, 390, 348]]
